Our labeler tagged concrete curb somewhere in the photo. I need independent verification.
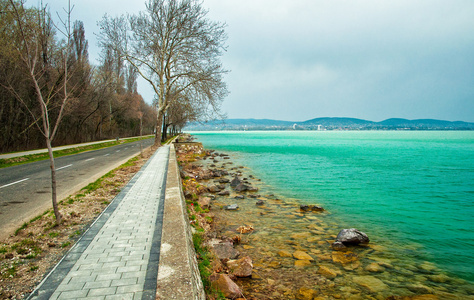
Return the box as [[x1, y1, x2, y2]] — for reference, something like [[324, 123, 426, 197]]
[[156, 143, 206, 299]]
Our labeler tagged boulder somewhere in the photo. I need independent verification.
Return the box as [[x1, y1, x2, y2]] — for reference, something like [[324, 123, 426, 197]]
[[208, 185, 220, 193], [331, 241, 347, 251], [300, 204, 324, 212], [210, 274, 243, 299], [212, 241, 240, 260], [256, 200, 265, 206], [225, 204, 239, 210], [310, 205, 324, 212], [230, 176, 242, 188], [227, 256, 253, 277], [300, 205, 310, 212], [217, 190, 230, 196], [235, 183, 251, 192], [198, 197, 211, 210], [335, 228, 369, 245], [219, 178, 230, 183]]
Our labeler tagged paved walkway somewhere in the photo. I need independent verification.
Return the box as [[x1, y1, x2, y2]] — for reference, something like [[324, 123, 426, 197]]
[[28, 146, 170, 300]]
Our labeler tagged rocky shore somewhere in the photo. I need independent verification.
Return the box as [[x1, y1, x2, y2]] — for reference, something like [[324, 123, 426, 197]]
[[175, 135, 473, 300]]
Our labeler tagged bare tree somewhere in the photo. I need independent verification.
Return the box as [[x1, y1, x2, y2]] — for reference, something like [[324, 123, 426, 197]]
[[3, 0, 76, 224], [99, 0, 228, 145]]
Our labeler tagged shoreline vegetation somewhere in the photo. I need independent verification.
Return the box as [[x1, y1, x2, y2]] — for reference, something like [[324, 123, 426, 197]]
[[176, 134, 473, 300]]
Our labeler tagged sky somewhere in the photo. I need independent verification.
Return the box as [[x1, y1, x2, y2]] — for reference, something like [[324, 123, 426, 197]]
[[43, 0, 474, 122]]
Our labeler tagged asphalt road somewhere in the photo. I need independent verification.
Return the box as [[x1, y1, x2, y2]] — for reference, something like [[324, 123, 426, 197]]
[[0, 138, 154, 239]]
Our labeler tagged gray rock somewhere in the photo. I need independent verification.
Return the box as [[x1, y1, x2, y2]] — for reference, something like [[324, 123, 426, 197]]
[[336, 228, 370, 245], [212, 241, 240, 260], [217, 190, 230, 196], [230, 176, 241, 188], [225, 204, 239, 210], [256, 200, 265, 206]]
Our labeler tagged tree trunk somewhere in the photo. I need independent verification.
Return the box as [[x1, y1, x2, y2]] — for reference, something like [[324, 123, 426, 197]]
[[154, 111, 163, 146], [46, 138, 62, 224]]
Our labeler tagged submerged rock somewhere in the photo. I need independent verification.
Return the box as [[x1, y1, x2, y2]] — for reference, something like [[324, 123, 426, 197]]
[[334, 228, 369, 246], [352, 275, 388, 293], [256, 200, 265, 206], [225, 204, 239, 210], [227, 256, 253, 277], [293, 250, 314, 261], [317, 265, 339, 279], [300, 204, 325, 212]]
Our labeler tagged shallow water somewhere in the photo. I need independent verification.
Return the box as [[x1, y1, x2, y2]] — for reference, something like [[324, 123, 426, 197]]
[[191, 131, 474, 298]]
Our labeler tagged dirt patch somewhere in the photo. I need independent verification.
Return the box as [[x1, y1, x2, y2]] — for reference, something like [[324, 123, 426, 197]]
[[0, 146, 157, 299]]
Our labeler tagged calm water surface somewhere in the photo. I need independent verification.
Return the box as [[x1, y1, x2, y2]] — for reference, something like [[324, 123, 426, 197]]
[[191, 131, 474, 283]]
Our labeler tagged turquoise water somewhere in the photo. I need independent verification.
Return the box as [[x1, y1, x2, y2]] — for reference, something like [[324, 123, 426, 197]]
[[191, 131, 474, 283]]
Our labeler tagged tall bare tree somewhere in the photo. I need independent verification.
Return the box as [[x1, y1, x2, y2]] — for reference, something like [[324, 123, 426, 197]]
[[99, 0, 228, 145], [3, 0, 76, 224]]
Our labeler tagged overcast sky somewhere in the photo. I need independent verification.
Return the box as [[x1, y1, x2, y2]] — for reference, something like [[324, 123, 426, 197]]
[[44, 0, 474, 122]]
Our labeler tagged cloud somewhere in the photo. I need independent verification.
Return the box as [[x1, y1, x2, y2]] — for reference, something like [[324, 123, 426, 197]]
[[39, 0, 474, 121]]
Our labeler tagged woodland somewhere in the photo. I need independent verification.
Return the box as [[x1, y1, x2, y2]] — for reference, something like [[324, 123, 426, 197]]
[[0, 0, 227, 153]]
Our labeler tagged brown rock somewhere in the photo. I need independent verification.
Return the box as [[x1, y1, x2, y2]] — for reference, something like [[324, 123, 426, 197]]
[[210, 273, 243, 299], [208, 185, 220, 193], [198, 197, 211, 209], [428, 274, 450, 283], [278, 250, 293, 257], [294, 260, 312, 268], [317, 265, 338, 279], [332, 251, 358, 265], [293, 250, 313, 261], [409, 295, 439, 300], [352, 275, 388, 293], [365, 262, 385, 273], [407, 284, 433, 294], [227, 256, 253, 277], [296, 287, 318, 300], [291, 232, 312, 239]]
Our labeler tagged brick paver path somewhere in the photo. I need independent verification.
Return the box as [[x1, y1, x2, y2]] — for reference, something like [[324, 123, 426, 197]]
[[28, 146, 170, 300]]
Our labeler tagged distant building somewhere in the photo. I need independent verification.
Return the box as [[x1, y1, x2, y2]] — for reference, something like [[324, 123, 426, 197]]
[[317, 125, 322, 131]]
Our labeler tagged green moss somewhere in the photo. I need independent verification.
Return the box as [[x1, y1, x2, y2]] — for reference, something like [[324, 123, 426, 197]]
[[48, 232, 59, 238], [61, 241, 71, 248], [14, 223, 28, 236]]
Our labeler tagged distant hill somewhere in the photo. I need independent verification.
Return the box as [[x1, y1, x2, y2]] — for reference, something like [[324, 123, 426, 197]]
[[185, 117, 474, 131]]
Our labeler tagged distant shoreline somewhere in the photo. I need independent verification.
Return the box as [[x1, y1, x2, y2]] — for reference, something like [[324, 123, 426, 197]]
[[185, 117, 474, 131]]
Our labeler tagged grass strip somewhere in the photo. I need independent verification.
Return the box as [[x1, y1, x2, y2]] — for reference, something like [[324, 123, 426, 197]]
[[0, 136, 153, 169]]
